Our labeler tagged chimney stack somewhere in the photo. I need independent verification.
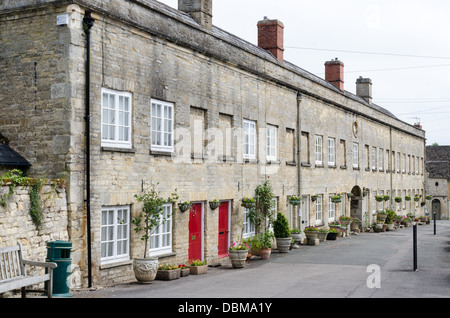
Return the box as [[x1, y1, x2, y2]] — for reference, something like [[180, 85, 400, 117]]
[[325, 58, 344, 91], [356, 76, 373, 104], [257, 17, 284, 62], [178, 0, 212, 30]]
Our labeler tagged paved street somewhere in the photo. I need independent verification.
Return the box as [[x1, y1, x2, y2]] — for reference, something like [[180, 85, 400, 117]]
[[73, 221, 450, 300]]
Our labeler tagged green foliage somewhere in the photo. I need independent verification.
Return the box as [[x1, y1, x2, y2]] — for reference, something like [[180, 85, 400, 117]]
[[132, 183, 178, 258], [247, 180, 275, 233], [273, 212, 290, 238], [29, 179, 43, 228]]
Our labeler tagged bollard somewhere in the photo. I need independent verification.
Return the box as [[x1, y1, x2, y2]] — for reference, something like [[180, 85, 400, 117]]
[[413, 222, 417, 271], [433, 212, 436, 235]]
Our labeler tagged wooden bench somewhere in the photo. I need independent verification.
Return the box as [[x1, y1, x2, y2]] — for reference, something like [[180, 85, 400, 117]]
[[0, 242, 57, 298]]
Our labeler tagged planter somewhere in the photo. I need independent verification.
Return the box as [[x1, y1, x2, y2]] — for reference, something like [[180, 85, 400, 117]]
[[133, 258, 158, 283], [209, 201, 220, 210], [317, 231, 328, 242], [180, 268, 190, 277], [386, 223, 395, 231], [351, 221, 360, 231], [260, 248, 271, 260], [178, 202, 191, 212], [339, 218, 352, 226], [304, 231, 319, 246], [377, 213, 387, 222], [251, 248, 261, 257], [188, 264, 208, 275], [156, 268, 181, 281], [327, 232, 338, 240], [228, 249, 249, 268], [276, 237, 292, 253], [374, 223, 383, 233], [289, 200, 301, 206], [291, 233, 302, 246]]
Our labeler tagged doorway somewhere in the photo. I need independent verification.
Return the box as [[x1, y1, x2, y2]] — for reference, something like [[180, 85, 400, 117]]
[[189, 202, 204, 261], [432, 199, 441, 220], [217, 201, 230, 258], [350, 186, 362, 220]]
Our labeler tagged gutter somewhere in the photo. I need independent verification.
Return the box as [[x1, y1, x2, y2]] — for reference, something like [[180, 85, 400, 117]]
[[82, 13, 94, 288]]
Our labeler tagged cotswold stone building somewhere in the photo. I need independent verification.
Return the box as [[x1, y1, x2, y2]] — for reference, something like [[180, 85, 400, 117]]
[[425, 146, 450, 220], [0, 0, 425, 287]]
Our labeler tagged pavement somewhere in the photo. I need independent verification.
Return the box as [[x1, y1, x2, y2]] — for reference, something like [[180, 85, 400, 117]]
[[71, 220, 450, 300]]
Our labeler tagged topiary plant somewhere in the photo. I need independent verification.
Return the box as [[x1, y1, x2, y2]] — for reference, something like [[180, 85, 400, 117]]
[[273, 212, 290, 238]]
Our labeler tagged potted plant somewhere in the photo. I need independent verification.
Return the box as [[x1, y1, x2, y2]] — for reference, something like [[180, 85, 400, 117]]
[[290, 229, 302, 246], [304, 226, 320, 245], [228, 241, 249, 268], [331, 194, 342, 203], [377, 210, 387, 222], [326, 228, 338, 240], [375, 195, 384, 202], [209, 199, 220, 210], [273, 212, 292, 253], [414, 195, 420, 202], [394, 197, 402, 203], [241, 197, 256, 209], [258, 230, 274, 260], [188, 259, 208, 275], [425, 195, 433, 201], [351, 218, 361, 231], [339, 216, 352, 226], [288, 195, 301, 206], [156, 264, 181, 281], [132, 184, 178, 283], [179, 264, 190, 277], [329, 221, 341, 231], [178, 201, 191, 212], [383, 195, 390, 201], [311, 195, 318, 202], [317, 227, 329, 242], [405, 195, 411, 201]]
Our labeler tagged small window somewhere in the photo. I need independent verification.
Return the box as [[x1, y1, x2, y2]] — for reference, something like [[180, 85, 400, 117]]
[[243, 120, 256, 160], [328, 138, 335, 166], [352, 143, 359, 168], [266, 125, 277, 161], [151, 99, 174, 153], [243, 207, 255, 238], [101, 206, 130, 264], [149, 204, 173, 256], [315, 135, 323, 164], [101, 88, 132, 149]]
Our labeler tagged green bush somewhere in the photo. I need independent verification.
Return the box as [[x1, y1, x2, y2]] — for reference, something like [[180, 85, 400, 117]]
[[273, 212, 290, 238]]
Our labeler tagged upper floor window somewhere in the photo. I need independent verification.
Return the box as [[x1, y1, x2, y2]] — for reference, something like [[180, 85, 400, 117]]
[[101, 88, 132, 149], [315, 135, 323, 165], [266, 125, 277, 161], [243, 119, 256, 159], [328, 138, 335, 166], [352, 143, 359, 168], [151, 99, 174, 153]]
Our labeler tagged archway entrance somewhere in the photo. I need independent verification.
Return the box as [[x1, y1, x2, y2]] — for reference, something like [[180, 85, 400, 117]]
[[350, 186, 362, 220], [432, 199, 441, 220]]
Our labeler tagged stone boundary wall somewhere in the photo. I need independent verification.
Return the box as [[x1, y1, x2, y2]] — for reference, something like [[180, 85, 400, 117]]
[[0, 180, 81, 291]]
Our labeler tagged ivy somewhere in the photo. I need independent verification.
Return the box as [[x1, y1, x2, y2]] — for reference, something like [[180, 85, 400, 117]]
[[29, 178, 43, 228]]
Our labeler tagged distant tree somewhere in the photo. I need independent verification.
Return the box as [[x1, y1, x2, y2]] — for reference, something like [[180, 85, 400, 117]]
[[431, 142, 439, 146]]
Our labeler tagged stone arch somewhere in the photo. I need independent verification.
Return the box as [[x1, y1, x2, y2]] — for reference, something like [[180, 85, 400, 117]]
[[431, 199, 441, 220], [350, 186, 362, 220]]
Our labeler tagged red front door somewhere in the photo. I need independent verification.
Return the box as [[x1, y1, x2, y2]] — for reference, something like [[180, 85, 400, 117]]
[[218, 201, 229, 258], [189, 203, 203, 261]]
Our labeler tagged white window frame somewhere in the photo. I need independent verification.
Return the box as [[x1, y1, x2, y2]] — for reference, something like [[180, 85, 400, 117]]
[[328, 194, 335, 222], [266, 124, 277, 161], [243, 119, 256, 160], [352, 143, 359, 168], [101, 88, 132, 149], [378, 148, 384, 171], [243, 207, 255, 238], [328, 138, 335, 166], [315, 195, 323, 225], [315, 135, 323, 165], [148, 204, 173, 256], [151, 99, 174, 153], [101, 205, 130, 264], [371, 147, 376, 170]]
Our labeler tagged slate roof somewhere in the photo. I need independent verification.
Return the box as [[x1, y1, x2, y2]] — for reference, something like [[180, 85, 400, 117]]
[[0, 144, 31, 167], [426, 146, 450, 178], [151, 0, 398, 120]]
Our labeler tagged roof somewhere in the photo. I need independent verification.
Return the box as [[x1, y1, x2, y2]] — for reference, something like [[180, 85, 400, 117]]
[[426, 146, 450, 178], [0, 144, 31, 167]]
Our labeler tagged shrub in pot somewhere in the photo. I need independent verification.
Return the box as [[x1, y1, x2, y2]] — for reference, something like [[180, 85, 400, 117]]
[[273, 212, 291, 253]]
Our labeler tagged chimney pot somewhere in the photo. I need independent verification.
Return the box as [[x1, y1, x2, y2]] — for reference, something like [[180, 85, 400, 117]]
[[257, 17, 284, 62], [325, 59, 344, 91]]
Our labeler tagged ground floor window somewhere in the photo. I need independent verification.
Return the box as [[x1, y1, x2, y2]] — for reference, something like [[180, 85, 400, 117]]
[[243, 207, 255, 238], [149, 204, 173, 256], [101, 205, 130, 264]]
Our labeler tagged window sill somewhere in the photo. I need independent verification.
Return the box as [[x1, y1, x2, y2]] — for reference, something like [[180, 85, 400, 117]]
[[301, 162, 311, 167], [150, 149, 175, 156], [101, 146, 136, 153], [286, 161, 297, 166], [266, 159, 280, 165], [100, 259, 132, 270]]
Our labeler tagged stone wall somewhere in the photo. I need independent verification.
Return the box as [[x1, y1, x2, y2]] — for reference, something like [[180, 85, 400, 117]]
[[0, 180, 81, 291]]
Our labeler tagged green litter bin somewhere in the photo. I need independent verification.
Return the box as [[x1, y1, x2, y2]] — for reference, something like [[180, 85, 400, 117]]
[[46, 240, 72, 297]]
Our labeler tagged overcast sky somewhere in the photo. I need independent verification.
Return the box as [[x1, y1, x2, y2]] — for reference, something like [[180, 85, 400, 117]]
[[158, 0, 450, 146]]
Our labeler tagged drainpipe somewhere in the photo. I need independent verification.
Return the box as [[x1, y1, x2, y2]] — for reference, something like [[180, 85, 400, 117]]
[[296, 92, 302, 229], [83, 13, 94, 288]]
